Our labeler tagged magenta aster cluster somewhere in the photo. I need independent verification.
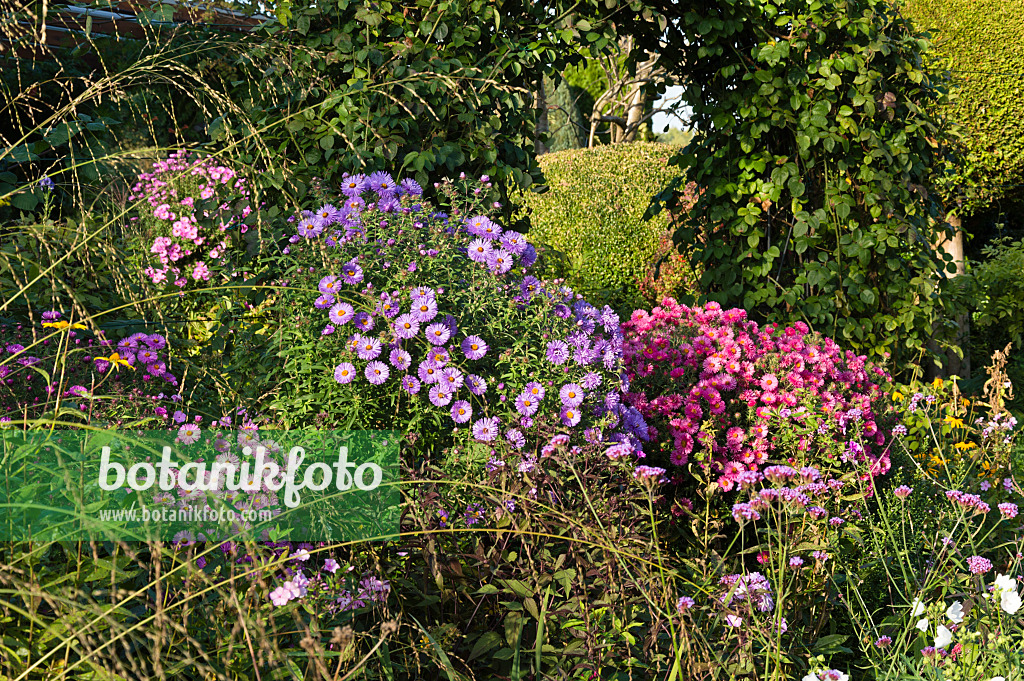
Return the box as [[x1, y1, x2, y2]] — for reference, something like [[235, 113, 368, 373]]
[[621, 297, 893, 488], [130, 150, 252, 287]]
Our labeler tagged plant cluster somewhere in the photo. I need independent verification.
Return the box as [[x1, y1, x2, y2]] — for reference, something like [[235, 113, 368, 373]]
[[130, 150, 255, 288], [251, 172, 647, 460], [620, 297, 894, 489]]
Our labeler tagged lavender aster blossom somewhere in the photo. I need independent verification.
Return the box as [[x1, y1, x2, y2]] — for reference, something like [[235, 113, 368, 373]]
[[402, 375, 421, 394], [525, 382, 546, 400], [341, 261, 364, 284], [428, 384, 452, 407], [315, 294, 336, 309], [560, 406, 581, 427], [365, 361, 389, 385], [341, 173, 367, 196], [353, 312, 375, 331], [389, 348, 412, 370], [440, 367, 464, 390], [546, 340, 570, 365], [394, 313, 420, 339], [472, 417, 499, 442], [334, 362, 356, 384], [505, 428, 526, 449], [462, 335, 488, 360], [451, 400, 472, 423], [425, 323, 451, 346], [357, 337, 382, 360], [411, 298, 438, 323], [467, 374, 487, 395], [329, 303, 354, 325], [398, 178, 423, 196], [515, 392, 540, 416], [367, 171, 397, 196], [418, 362, 442, 384], [468, 238, 493, 263], [559, 383, 585, 407]]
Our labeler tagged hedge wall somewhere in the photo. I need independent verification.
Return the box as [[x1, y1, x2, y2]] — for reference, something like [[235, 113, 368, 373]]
[[903, 0, 1024, 216], [519, 142, 692, 312]]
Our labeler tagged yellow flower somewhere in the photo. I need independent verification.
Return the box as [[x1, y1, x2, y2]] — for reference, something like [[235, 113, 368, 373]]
[[952, 441, 976, 451], [891, 392, 904, 402], [99, 353, 134, 371], [43, 321, 87, 331], [932, 377, 944, 390], [943, 415, 965, 428]]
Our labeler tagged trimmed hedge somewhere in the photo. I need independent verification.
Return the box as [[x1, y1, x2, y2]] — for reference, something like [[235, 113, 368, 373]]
[[520, 142, 692, 312], [903, 0, 1024, 216]]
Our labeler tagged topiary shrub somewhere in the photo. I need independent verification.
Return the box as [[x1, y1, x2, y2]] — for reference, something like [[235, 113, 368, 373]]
[[518, 142, 696, 313]]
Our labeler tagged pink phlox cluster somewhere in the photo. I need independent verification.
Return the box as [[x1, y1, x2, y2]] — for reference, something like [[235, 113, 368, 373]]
[[621, 298, 892, 488], [132, 150, 245, 287]]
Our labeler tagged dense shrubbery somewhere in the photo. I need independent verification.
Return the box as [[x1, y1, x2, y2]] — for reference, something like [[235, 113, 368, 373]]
[[518, 142, 697, 312]]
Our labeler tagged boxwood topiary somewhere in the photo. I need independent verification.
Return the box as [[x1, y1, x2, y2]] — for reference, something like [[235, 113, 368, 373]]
[[518, 142, 692, 314]]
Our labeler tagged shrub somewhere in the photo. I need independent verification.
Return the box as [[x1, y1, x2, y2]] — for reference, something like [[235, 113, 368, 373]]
[[242, 172, 645, 460], [129, 150, 256, 289], [518, 142, 696, 313], [620, 298, 895, 489]]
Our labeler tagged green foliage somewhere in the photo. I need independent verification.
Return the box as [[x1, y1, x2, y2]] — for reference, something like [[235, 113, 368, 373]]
[[237, 0, 622, 218], [542, 75, 587, 153], [964, 237, 1024, 349], [518, 142, 689, 312], [902, 0, 1024, 216], [625, 0, 958, 377]]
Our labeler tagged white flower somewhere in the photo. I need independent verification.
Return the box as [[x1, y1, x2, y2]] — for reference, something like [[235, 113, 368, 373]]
[[946, 601, 964, 623], [991, 677, 1006, 681], [1001, 589, 1022, 615], [993, 574, 1022, 615], [910, 598, 926, 617], [916, 618, 929, 632], [934, 624, 953, 649], [802, 674, 820, 681], [995, 574, 1016, 593]]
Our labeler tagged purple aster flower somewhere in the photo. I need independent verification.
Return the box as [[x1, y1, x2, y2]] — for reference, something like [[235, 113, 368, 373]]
[[418, 362, 442, 384], [505, 428, 526, 449], [465, 503, 485, 525], [525, 382, 546, 400], [137, 348, 159, 365], [410, 286, 435, 301], [515, 392, 540, 416], [315, 294, 335, 309], [466, 215, 500, 239], [546, 340, 570, 365], [356, 337, 382, 360], [559, 383, 585, 407], [428, 384, 453, 407], [365, 361, 390, 385], [343, 196, 365, 212], [341, 261, 364, 284], [173, 410, 187, 424], [552, 304, 571, 319], [581, 372, 602, 390], [451, 400, 472, 423], [472, 417, 500, 442], [461, 335, 488, 360], [500, 232, 527, 255], [440, 367, 464, 390], [353, 312, 375, 331], [467, 374, 487, 395], [398, 178, 423, 196], [394, 313, 420, 339], [676, 596, 695, 613], [488, 248, 513, 274], [425, 323, 451, 346], [316, 204, 341, 224], [329, 303, 354, 325], [520, 243, 537, 268], [297, 217, 320, 238], [377, 297, 399, 319], [367, 171, 397, 196], [560, 406, 581, 427], [334, 362, 356, 384], [389, 348, 412, 370], [427, 347, 449, 367], [411, 297, 438, 323], [402, 375, 421, 394], [322, 324, 336, 336], [146, 334, 167, 350], [467, 238, 493, 263], [341, 174, 367, 196]]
